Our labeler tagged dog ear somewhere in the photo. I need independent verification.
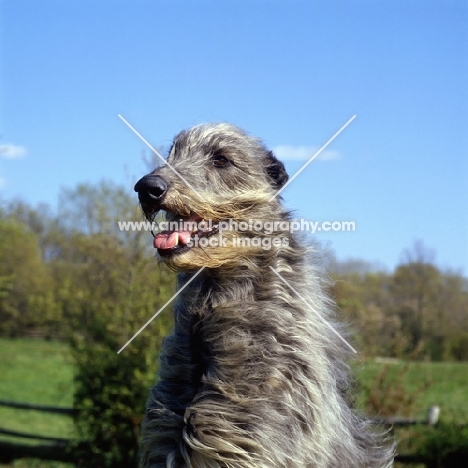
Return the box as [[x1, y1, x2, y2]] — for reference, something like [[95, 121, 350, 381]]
[[264, 151, 289, 190]]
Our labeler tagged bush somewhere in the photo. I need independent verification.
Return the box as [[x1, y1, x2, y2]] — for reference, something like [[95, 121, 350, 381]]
[[415, 423, 468, 468], [52, 183, 175, 467], [67, 234, 174, 467], [72, 340, 158, 467]]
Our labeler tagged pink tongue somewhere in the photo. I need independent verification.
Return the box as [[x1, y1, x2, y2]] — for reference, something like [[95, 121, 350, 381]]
[[154, 230, 191, 250]]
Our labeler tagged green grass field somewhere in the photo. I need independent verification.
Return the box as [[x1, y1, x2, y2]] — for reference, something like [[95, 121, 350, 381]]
[[1, 338, 467, 467], [0, 338, 74, 435], [0, 338, 74, 468], [354, 358, 468, 423]]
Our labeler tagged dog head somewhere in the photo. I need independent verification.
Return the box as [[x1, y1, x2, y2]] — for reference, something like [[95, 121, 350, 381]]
[[134, 123, 289, 270]]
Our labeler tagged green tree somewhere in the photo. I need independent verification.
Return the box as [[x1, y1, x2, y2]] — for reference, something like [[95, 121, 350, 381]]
[[0, 217, 54, 335], [333, 241, 468, 361], [54, 182, 174, 467], [392, 261, 440, 353]]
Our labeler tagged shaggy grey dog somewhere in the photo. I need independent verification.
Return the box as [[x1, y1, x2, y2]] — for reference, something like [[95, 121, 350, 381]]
[[134, 123, 393, 468]]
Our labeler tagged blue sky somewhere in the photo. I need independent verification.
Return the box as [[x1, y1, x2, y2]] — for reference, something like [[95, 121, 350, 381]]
[[1, 0, 467, 273]]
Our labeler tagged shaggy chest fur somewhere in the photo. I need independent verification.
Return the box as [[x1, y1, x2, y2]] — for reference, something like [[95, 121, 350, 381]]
[[141, 266, 391, 468]]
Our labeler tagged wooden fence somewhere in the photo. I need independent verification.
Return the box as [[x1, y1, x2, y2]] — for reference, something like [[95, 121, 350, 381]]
[[0, 399, 79, 464]]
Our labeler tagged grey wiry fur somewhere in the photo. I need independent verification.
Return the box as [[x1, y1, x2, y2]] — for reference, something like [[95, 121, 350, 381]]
[[137, 123, 393, 467]]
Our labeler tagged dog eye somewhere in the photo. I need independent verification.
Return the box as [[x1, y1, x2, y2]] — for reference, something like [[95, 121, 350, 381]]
[[212, 155, 230, 167]]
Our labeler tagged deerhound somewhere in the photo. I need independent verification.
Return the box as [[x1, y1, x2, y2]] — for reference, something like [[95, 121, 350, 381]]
[[134, 123, 393, 468]]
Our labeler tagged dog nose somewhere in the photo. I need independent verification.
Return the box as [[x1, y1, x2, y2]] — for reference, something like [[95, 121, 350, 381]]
[[134, 174, 168, 209]]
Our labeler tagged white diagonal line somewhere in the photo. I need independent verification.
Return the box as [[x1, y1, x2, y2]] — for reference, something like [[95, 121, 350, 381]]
[[269, 115, 356, 201], [269, 266, 357, 354], [118, 114, 167, 166], [117, 266, 206, 354], [118, 114, 207, 202]]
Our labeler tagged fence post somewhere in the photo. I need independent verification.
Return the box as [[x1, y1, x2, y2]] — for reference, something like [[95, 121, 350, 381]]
[[426, 405, 440, 426]]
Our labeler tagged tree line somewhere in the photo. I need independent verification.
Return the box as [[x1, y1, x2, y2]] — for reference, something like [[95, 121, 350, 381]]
[[0, 180, 467, 362], [328, 243, 468, 361]]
